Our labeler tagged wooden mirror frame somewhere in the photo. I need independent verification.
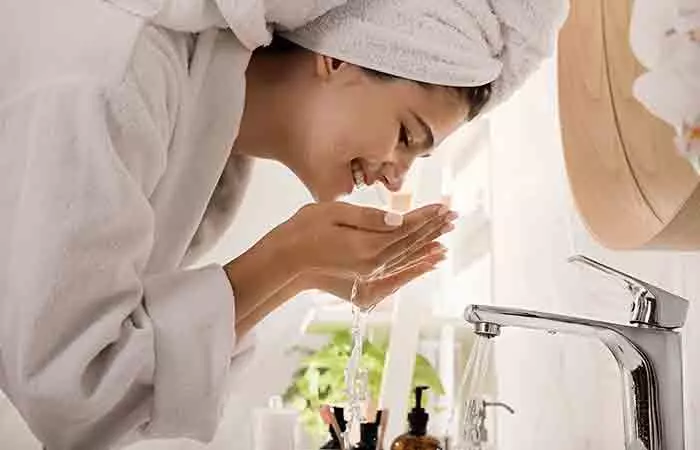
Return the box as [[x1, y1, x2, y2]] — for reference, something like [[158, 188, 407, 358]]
[[558, 0, 700, 250]]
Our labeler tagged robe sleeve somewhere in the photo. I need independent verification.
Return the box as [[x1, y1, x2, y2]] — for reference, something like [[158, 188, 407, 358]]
[[0, 53, 238, 450]]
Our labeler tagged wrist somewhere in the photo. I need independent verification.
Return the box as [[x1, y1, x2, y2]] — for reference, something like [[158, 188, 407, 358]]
[[266, 221, 312, 276], [225, 234, 301, 319]]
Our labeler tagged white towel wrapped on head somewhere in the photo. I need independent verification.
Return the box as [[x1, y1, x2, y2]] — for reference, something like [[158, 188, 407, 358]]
[[282, 0, 570, 111], [109, 0, 569, 112]]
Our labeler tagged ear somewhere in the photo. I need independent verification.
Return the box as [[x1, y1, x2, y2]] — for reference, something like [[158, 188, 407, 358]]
[[315, 54, 346, 80]]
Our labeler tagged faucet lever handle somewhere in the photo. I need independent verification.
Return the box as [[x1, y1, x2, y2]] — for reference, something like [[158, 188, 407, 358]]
[[568, 255, 690, 329]]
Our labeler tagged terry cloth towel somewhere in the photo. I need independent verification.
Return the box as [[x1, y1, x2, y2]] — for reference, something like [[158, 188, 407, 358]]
[[110, 0, 569, 112], [282, 0, 569, 111]]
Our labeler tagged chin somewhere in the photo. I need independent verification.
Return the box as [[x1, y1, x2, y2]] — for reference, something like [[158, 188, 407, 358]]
[[299, 172, 348, 202], [313, 190, 340, 202], [303, 182, 331, 203], [311, 184, 348, 202]]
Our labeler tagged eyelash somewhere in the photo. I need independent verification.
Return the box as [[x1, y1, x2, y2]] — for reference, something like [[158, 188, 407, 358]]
[[399, 124, 431, 158], [398, 124, 411, 148]]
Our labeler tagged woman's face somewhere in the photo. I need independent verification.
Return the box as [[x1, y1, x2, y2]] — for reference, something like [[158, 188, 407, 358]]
[[284, 55, 470, 202]]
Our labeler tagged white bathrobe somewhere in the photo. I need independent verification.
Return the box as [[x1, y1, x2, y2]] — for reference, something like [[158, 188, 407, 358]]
[[0, 0, 344, 448]]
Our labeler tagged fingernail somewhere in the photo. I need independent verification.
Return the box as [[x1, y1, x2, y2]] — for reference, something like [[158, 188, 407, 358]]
[[437, 205, 449, 216], [430, 244, 446, 256], [446, 211, 459, 221], [384, 211, 404, 227], [434, 252, 447, 262], [441, 223, 455, 233]]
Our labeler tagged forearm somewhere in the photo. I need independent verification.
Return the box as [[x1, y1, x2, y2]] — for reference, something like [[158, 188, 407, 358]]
[[224, 236, 301, 337], [234, 275, 311, 337]]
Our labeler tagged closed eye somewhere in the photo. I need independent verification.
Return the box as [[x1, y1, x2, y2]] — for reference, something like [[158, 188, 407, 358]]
[[398, 123, 411, 148]]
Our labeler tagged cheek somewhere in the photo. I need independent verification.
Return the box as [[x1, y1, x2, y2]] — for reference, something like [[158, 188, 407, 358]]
[[341, 101, 398, 162], [293, 98, 351, 167], [300, 87, 398, 167]]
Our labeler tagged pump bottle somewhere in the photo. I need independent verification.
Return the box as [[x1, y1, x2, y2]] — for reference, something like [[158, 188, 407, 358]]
[[390, 386, 442, 450]]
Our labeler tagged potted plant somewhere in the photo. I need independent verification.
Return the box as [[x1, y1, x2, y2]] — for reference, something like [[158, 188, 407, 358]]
[[283, 329, 445, 441]]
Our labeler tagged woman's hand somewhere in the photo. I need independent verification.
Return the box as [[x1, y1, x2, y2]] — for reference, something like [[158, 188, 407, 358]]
[[225, 201, 456, 337], [271, 202, 454, 278], [352, 238, 449, 309], [303, 212, 455, 309]]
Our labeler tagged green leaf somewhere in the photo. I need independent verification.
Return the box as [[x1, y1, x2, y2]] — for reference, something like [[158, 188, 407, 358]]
[[413, 354, 445, 395], [283, 328, 446, 440], [305, 367, 321, 402]]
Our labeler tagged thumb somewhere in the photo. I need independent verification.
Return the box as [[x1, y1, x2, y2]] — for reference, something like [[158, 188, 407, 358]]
[[330, 202, 403, 231]]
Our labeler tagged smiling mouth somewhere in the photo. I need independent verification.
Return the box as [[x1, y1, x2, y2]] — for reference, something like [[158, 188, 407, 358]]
[[351, 159, 368, 190]]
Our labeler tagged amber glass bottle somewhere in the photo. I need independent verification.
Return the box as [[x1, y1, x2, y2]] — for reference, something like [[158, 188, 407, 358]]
[[390, 387, 442, 450]]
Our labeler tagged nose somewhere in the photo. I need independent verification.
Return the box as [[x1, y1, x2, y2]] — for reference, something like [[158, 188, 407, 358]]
[[378, 161, 409, 192]]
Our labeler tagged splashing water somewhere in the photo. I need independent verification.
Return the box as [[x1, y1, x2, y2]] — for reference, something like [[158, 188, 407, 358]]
[[344, 278, 370, 448], [446, 335, 494, 449]]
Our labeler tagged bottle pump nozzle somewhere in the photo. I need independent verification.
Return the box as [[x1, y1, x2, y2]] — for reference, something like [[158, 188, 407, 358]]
[[408, 386, 430, 436]]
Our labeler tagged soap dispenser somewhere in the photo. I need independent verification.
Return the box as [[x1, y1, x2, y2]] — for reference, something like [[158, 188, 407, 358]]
[[390, 386, 442, 450]]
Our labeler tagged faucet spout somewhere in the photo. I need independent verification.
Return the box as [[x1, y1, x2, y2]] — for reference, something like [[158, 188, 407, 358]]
[[464, 304, 685, 450]]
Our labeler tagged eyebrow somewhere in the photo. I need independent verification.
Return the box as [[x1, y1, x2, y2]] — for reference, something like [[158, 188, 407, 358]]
[[409, 110, 435, 150]]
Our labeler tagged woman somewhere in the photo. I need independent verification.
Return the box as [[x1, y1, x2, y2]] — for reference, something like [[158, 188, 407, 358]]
[[0, 0, 567, 448]]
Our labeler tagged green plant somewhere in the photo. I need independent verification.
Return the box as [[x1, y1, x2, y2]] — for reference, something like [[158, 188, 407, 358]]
[[283, 329, 445, 440]]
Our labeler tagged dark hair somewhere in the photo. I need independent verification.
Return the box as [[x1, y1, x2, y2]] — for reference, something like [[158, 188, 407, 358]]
[[261, 35, 493, 121]]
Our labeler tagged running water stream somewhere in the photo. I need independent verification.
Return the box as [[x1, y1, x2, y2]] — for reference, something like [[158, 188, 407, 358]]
[[446, 335, 494, 449], [342, 184, 393, 448], [344, 278, 370, 449]]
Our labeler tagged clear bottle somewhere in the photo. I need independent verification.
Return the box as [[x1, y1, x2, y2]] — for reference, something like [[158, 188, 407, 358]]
[[390, 387, 442, 450]]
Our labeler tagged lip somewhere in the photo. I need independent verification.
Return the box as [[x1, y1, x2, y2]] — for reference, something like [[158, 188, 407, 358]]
[[361, 162, 372, 186], [355, 159, 374, 186], [343, 167, 355, 195], [343, 161, 359, 195], [342, 159, 379, 197]]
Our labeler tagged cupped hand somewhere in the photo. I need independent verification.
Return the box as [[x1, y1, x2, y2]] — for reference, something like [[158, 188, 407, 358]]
[[224, 201, 457, 337], [344, 239, 449, 310], [271, 201, 455, 279], [277, 202, 458, 309]]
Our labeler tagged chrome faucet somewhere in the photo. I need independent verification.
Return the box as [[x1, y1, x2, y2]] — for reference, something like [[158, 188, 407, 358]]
[[464, 255, 690, 450]]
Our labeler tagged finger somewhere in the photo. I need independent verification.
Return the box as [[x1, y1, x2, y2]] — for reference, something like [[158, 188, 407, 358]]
[[364, 209, 447, 259], [391, 207, 457, 249], [365, 203, 449, 246], [329, 202, 407, 232], [380, 221, 442, 270], [403, 203, 450, 223], [393, 215, 454, 259], [378, 217, 455, 265], [356, 262, 438, 309], [385, 241, 444, 272], [384, 249, 446, 276]]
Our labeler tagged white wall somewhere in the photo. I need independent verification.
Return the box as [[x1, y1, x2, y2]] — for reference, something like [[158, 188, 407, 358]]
[[488, 56, 700, 449]]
